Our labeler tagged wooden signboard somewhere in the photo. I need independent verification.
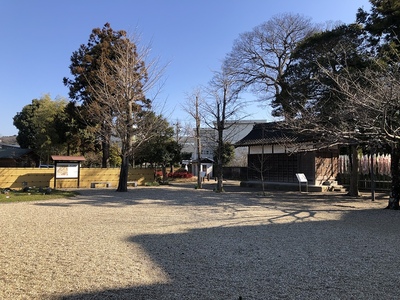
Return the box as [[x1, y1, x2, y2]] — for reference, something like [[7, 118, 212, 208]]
[[51, 155, 85, 188]]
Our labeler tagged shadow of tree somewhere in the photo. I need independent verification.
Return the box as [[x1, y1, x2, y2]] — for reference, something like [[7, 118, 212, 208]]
[[56, 205, 399, 299], [35, 181, 388, 210]]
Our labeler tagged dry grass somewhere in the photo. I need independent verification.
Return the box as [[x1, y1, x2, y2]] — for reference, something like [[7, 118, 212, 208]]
[[0, 188, 77, 203]]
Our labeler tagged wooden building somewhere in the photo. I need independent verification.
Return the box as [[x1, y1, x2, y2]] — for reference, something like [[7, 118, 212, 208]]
[[235, 123, 339, 188], [0, 147, 36, 167]]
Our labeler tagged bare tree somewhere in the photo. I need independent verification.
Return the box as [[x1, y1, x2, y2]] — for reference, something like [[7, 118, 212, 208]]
[[317, 60, 400, 207], [182, 88, 204, 189], [85, 34, 165, 192], [277, 23, 373, 197], [64, 23, 128, 168], [223, 13, 318, 117], [203, 69, 246, 192], [227, 147, 248, 167], [248, 125, 270, 196], [283, 39, 400, 203], [175, 121, 194, 152]]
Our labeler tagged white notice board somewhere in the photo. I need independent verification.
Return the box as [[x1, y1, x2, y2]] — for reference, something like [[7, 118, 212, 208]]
[[296, 173, 307, 183], [56, 163, 79, 178], [296, 173, 308, 192]]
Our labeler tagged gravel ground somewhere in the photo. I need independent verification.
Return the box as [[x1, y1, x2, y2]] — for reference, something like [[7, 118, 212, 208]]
[[0, 182, 398, 300]]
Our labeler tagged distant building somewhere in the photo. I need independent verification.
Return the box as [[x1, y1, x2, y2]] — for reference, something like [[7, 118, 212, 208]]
[[0, 146, 37, 167], [235, 122, 339, 188], [181, 120, 265, 177]]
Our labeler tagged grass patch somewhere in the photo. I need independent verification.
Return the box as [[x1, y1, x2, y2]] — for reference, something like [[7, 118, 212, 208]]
[[144, 181, 160, 186], [0, 188, 78, 203]]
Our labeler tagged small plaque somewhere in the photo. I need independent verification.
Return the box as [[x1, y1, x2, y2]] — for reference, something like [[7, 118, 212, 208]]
[[296, 173, 307, 183]]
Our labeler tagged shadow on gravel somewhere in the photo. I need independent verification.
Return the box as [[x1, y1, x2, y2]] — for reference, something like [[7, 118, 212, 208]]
[[57, 207, 400, 300], [35, 181, 389, 210]]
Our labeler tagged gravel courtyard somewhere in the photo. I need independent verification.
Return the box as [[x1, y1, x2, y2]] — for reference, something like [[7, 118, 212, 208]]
[[0, 182, 399, 300]]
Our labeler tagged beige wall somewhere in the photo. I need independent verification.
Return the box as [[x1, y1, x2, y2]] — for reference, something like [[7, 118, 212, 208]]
[[249, 143, 316, 154], [0, 168, 155, 189], [315, 152, 339, 186]]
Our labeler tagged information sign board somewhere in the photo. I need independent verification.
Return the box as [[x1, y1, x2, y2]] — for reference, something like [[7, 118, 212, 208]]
[[56, 163, 79, 179]]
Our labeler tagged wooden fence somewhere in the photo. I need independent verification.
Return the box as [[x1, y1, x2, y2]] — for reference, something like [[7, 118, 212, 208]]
[[0, 168, 155, 189]]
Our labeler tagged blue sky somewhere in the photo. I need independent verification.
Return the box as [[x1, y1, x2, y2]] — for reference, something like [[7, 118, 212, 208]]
[[0, 0, 371, 136]]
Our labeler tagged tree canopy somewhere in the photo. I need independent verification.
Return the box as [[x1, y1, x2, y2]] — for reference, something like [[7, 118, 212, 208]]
[[136, 115, 182, 181], [279, 24, 373, 140], [63, 23, 129, 168], [64, 23, 164, 191], [357, 0, 400, 57], [275, 0, 400, 206], [13, 94, 67, 164], [223, 13, 318, 117]]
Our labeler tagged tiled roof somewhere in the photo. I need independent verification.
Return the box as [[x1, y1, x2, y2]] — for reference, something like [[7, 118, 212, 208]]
[[0, 143, 20, 149], [0, 148, 33, 159], [234, 122, 313, 147], [51, 155, 86, 162]]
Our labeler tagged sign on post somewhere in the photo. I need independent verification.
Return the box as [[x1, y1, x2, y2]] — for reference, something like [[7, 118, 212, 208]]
[[51, 155, 85, 188], [296, 173, 308, 192]]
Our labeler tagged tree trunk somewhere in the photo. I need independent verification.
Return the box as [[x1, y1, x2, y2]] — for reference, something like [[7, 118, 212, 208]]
[[116, 99, 133, 192], [370, 149, 375, 201], [216, 163, 224, 192], [216, 129, 224, 192], [195, 97, 202, 189], [102, 139, 110, 168], [261, 151, 266, 196], [117, 155, 129, 192], [348, 144, 359, 197], [162, 163, 168, 183], [197, 160, 202, 189], [101, 122, 111, 168], [387, 145, 400, 209]]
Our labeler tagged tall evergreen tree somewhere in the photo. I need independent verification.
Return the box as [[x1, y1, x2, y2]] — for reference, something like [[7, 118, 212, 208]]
[[357, 0, 400, 208], [81, 31, 163, 191], [64, 23, 127, 168], [278, 24, 374, 196], [357, 0, 400, 57]]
